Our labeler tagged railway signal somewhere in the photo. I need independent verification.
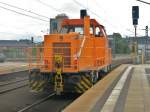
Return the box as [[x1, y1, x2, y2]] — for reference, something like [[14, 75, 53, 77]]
[[132, 6, 139, 38], [132, 6, 140, 64], [146, 25, 148, 37]]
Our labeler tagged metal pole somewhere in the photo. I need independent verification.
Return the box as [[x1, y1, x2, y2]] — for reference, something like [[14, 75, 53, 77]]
[[134, 25, 137, 41], [134, 25, 138, 64], [141, 49, 144, 64], [146, 26, 148, 60], [113, 34, 116, 58]]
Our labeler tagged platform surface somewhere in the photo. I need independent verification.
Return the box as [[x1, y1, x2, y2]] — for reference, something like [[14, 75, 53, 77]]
[[0, 62, 28, 75], [124, 65, 150, 112], [63, 64, 150, 112]]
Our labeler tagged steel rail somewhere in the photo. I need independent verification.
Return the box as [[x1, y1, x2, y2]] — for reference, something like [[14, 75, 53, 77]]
[[0, 80, 28, 94], [0, 77, 28, 86], [17, 93, 55, 112]]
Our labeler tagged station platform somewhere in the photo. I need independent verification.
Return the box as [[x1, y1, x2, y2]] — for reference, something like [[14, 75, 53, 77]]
[[0, 62, 28, 75], [63, 64, 150, 112]]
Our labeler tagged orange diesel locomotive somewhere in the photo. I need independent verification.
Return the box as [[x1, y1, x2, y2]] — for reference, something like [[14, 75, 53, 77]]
[[28, 10, 112, 95]]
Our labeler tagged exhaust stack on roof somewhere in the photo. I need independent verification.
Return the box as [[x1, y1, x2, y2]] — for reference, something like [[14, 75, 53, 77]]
[[80, 9, 87, 19]]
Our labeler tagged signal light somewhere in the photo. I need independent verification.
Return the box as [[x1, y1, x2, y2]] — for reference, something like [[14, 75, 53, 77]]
[[132, 6, 139, 19]]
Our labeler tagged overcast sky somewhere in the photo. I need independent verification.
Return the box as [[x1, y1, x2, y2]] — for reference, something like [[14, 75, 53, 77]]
[[0, 0, 150, 40]]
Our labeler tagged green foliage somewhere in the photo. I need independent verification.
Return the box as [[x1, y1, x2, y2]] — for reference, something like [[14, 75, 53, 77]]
[[32, 48, 37, 56], [113, 33, 130, 54]]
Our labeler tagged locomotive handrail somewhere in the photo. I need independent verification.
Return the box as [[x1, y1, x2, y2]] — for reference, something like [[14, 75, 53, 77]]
[[27, 46, 110, 49], [76, 35, 86, 58], [27, 46, 111, 72]]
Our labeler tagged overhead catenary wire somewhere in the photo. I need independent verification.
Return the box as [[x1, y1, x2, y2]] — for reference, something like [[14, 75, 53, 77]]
[[34, 0, 76, 18], [136, 0, 150, 5], [0, 1, 49, 19], [34, 0, 62, 12], [0, 5, 49, 22], [94, 0, 109, 15], [72, 0, 119, 30], [0, 0, 144, 37], [73, 0, 135, 37], [126, 29, 143, 37], [73, 0, 144, 37]]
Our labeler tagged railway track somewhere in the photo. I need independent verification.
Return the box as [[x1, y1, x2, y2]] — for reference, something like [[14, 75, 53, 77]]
[[0, 77, 28, 94], [16, 92, 79, 112], [0, 77, 28, 86], [0, 60, 127, 95], [0, 70, 28, 82], [15, 64, 125, 112], [0, 59, 131, 112], [17, 93, 55, 112], [0, 70, 29, 94]]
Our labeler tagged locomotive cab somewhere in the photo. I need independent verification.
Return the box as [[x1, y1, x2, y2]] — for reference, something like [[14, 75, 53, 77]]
[[60, 17, 107, 38]]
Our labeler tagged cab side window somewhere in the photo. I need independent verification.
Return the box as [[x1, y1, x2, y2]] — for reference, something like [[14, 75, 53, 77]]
[[90, 27, 93, 34], [95, 27, 103, 37], [75, 27, 84, 35]]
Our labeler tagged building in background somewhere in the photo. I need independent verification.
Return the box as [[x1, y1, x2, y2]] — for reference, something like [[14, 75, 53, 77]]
[[126, 36, 150, 60], [0, 39, 33, 61], [50, 13, 69, 34]]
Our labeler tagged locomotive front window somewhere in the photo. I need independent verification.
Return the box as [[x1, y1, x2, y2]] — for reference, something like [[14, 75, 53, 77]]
[[61, 25, 94, 35], [60, 25, 84, 34], [75, 27, 83, 34]]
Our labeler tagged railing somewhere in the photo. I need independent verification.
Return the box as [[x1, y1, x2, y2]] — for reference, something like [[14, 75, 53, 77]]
[[27, 46, 112, 72]]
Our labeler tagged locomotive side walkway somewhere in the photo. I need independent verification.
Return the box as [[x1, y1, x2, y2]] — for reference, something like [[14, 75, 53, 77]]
[[63, 64, 150, 112], [0, 62, 28, 75]]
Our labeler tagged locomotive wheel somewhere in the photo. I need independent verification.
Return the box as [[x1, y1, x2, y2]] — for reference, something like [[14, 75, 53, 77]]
[[91, 71, 99, 84]]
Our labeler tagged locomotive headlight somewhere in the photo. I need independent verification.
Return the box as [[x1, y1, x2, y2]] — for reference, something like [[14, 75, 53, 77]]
[[73, 55, 78, 64], [73, 56, 78, 69], [73, 58, 78, 65]]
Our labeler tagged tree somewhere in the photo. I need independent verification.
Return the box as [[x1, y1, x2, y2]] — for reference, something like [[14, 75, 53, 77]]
[[113, 33, 130, 54]]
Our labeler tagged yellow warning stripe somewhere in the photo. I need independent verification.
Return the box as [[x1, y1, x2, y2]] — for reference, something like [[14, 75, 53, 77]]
[[35, 81, 45, 91], [38, 81, 45, 87], [74, 86, 83, 93], [36, 87, 43, 92], [80, 81, 90, 90], [85, 75, 91, 81], [75, 85, 84, 93], [82, 76, 93, 87], [77, 83, 86, 92], [29, 80, 35, 87], [32, 81, 38, 87], [31, 81, 39, 90]]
